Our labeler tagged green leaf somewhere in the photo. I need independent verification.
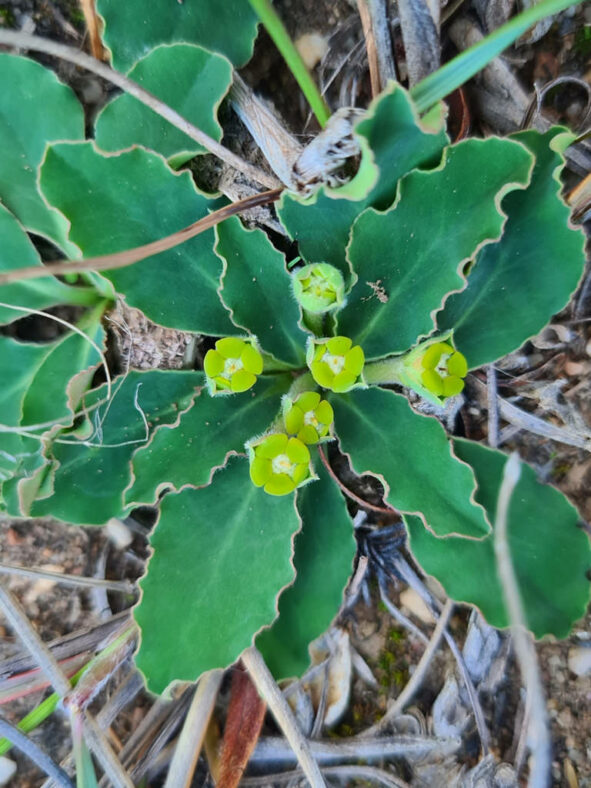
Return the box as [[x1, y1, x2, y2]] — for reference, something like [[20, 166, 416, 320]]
[[438, 128, 585, 368], [21, 321, 105, 429], [94, 44, 232, 167], [256, 456, 355, 678], [30, 370, 201, 524], [410, 0, 583, 113], [0, 316, 105, 513], [96, 0, 259, 72], [338, 137, 533, 360], [406, 439, 591, 638], [134, 456, 301, 693], [0, 54, 83, 255], [40, 142, 234, 335], [0, 205, 100, 323], [277, 83, 449, 276], [216, 216, 308, 365], [331, 387, 490, 538], [0, 337, 53, 492], [126, 374, 291, 505]]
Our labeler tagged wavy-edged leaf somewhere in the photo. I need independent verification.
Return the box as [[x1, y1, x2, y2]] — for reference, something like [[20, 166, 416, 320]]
[[21, 318, 105, 429], [438, 128, 585, 368], [40, 142, 234, 335], [30, 370, 201, 524], [134, 456, 301, 694], [331, 387, 489, 538], [96, 0, 259, 72], [0, 317, 105, 513], [338, 137, 533, 360], [0, 337, 53, 495], [94, 44, 232, 168], [0, 205, 100, 323], [406, 439, 591, 638], [126, 374, 291, 505], [277, 84, 449, 277], [0, 54, 83, 256], [216, 216, 307, 366], [256, 456, 355, 678]]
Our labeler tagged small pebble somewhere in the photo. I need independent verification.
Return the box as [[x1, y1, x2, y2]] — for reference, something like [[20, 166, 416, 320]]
[[567, 645, 591, 676], [106, 518, 134, 550], [399, 588, 435, 624], [295, 32, 329, 69], [0, 757, 16, 786], [564, 360, 586, 376]]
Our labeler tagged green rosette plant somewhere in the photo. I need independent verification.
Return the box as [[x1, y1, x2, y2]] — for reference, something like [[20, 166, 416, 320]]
[[0, 0, 589, 696]]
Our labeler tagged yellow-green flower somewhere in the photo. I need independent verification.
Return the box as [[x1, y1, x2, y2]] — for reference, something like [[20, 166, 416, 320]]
[[204, 337, 263, 394], [249, 433, 312, 496], [284, 391, 334, 444], [292, 263, 345, 314], [419, 342, 468, 398], [308, 336, 365, 393]]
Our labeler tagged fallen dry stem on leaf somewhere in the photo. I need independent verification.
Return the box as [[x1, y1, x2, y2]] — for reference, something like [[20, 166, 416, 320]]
[[0, 189, 282, 285]]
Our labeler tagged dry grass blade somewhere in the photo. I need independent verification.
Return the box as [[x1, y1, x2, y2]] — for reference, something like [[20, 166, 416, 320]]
[[494, 454, 551, 786], [397, 0, 440, 85], [473, 377, 591, 451], [242, 764, 411, 786], [250, 733, 461, 764], [0, 189, 282, 286], [0, 717, 75, 788], [164, 670, 223, 788], [78, 0, 107, 60], [0, 582, 133, 786], [0, 562, 134, 594], [216, 667, 267, 788], [0, 612, 130, 682], [242, 647, 327, 788], [356, 0, 380, 97]]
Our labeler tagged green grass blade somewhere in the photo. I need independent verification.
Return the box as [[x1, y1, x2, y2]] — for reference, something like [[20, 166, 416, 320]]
[[0, 665, 87, 756], [247, 0, 331, 127], [411, 0, 582, 112]]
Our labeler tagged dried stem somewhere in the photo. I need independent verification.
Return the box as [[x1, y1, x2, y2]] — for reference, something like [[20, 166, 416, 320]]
[[0, 189, 282, 286], [356, 0, 381, 97], [487, 365, 500, 448], [242, 647, 326, 788], [0, 717, 75, 788], [164, 670, 223, 788], [494, 454, 551, 787], [0, 562, 134, 594]]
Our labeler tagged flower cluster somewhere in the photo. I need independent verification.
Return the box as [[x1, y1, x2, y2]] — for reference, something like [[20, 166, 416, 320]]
[[249, 433, 312, 495], [308, 336, 365, 393], [205, 328, 467, 497], [419, 341, 468, 398], [284, 391, 334, 444], [204, 338, 263, 394]]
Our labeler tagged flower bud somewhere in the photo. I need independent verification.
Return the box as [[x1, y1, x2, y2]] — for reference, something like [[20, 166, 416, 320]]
[[307, 336, 365, 393], [249, 433, 313, 496], [283, 391, 334, 444], [204, 337, 263, 395], [292, 263, 345, 314]]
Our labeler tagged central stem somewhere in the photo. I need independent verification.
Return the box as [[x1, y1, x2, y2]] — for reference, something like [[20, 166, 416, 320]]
[[363, 355, 406, 386]]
